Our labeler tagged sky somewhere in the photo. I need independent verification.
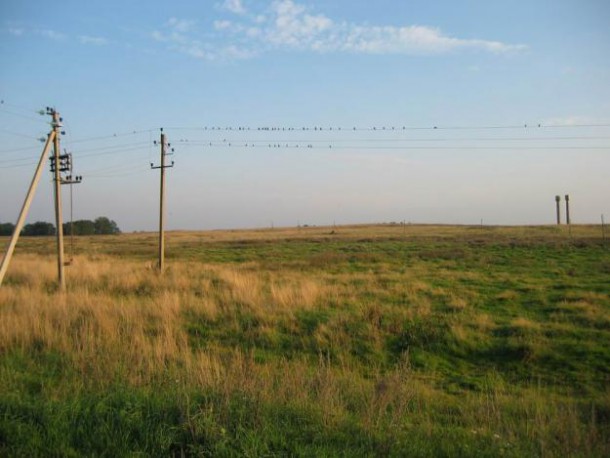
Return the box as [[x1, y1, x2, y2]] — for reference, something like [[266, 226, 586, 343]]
[[1, 0, 609, 231]]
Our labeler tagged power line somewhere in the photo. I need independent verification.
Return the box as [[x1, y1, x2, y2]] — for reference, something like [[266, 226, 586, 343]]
[[0, 155, 40, 165], [76, 141, 150, 154], [81, 158, 150, 175], [0, 108, 47, 124], [0, 99, 42, 116], [0, 144, 42, 155], [69, 129, 155, 144], [0, 128, 44, 141], [78, 145, 150, 159], [0, 160, 38, 169], [176, 135, 610, 144], [2, 139, 149, 156], [0, 144, 151, 168], [162, 123, 610, 132], [190, 142, 610, 150], [86, 167, 149, 179]]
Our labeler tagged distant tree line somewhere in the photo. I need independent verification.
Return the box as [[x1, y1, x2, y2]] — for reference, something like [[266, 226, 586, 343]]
[[0, 217, 121, 236]]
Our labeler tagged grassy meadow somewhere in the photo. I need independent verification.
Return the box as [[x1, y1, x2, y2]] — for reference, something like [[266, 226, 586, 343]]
[[0, 224, 609, 456]]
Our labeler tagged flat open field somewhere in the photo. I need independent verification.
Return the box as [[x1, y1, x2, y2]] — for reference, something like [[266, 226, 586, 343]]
[[1, 224, 609, 456]]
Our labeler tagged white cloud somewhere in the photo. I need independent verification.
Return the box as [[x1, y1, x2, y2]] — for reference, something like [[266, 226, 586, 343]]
[[167, 17, 196, 33], [260, 1, 524, 54], [153, 17, 255, 61], [183, 43, 207, 59], [154, 1, 526, 61], [267, 0, 333, 47], [8, 27, 24, 36], [39, 29, 65, 40], [339, 25, 525, 55], [223, 44, 258, 59], [221, 0, 247, 15], [80, 35, 108, 46], [214, 20, 233, 31]]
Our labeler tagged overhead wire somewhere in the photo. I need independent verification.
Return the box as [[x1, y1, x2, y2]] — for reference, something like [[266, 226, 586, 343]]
[[0, 128, 44, 141], [0, 99, 43, 116], [0, 144, 43, 155], [69, 129, 155, 144], [0, 108, 47, 124], [0, 159, 38, 169], [162, 123, 610, 132], [1, 116, 608, 170], [193, 142, 610, 151], [176, 135, 610, 144]]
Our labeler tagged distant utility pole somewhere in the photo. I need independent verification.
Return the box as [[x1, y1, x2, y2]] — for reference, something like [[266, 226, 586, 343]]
[[0, 108, 68, 289], [555, 195, 561, 225], [151, 128, 174, 271], [565, 194, 571, 225]]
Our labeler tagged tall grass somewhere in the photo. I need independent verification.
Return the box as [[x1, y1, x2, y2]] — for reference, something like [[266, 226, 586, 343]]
[[0, 226, 608, 456]]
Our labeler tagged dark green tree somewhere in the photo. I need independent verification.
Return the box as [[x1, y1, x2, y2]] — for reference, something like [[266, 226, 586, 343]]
[[94, 217, 121, 235], [63, 219, 96, 235], [0, 222, 15, 236], [22, 221, 55, 236]]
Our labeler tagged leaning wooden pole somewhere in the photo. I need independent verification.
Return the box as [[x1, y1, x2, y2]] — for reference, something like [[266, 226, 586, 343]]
[[0, 131, 56, 287]]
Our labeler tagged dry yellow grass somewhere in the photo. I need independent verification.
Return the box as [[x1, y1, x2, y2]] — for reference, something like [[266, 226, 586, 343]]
[[0, 225, 607, 456]]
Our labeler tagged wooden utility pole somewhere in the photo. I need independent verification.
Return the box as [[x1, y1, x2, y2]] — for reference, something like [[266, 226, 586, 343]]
[[51, 110, 66, 290], [151, 129, 173, 271], [0, 130, 56, 287], [555, 195, 561, 225], [565, 194, 571, 225]]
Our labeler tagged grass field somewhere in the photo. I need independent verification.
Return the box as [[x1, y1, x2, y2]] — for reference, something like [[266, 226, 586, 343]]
[[1, 224, 609, 456]]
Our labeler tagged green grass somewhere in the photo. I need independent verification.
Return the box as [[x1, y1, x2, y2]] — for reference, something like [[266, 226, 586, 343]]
[[1, 224, 609, 456]]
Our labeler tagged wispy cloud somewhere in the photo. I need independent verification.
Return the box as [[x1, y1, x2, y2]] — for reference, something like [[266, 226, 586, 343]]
[[152, 16, 256, 61], [262, 1, 526, 54], [39, 29, 66, 40], [219, 0, 247, 15], [152, 18, 208, 59], [155, 0, 527, 61], [7, 27, 24, 36], [4, 24, 65, 41], [80, 35, 108, 46], [5, 23, 114, 49], [167, 17, 196, 33]]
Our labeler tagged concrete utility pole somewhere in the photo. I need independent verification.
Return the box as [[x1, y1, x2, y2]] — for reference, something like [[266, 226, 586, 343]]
[[0, 129, 56, 287], [51, 109, 66, 290], [555, 195, 561, 225], [151, 129, 174, 271], [565, 194, 571, 225]]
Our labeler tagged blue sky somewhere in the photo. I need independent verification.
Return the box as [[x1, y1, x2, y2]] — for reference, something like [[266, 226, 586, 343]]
[[1, 0, 609, 231]]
